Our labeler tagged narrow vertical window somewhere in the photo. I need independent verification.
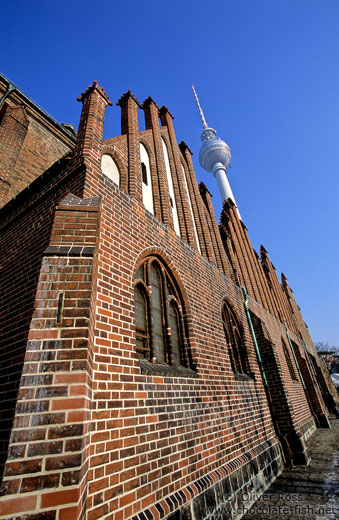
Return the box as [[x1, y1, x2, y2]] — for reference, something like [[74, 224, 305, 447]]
[[140, 143, 154, 214], [150, 263, 166, 362], [161, 138, 180, 236], [141, 162, 148, 185], [134, 286, 150, 359], [56, 292, 64, 324], [168, 302, 182, 365]]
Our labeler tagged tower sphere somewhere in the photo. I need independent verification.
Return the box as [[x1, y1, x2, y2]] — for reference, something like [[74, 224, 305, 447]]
[[199, 128, 231, 173]]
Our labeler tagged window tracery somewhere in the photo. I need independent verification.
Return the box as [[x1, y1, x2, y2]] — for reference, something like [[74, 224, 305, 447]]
[[134, 257, 186, 367]]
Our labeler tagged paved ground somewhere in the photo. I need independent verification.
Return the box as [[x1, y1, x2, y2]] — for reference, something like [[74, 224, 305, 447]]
[[241, 417, 339, 520]]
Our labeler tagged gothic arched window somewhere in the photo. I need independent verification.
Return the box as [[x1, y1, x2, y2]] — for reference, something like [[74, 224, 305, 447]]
[[222, 301, 247, 374], [134, 257, 186, 366]]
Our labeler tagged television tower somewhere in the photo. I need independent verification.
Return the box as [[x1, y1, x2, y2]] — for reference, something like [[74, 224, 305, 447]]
[[192, 85, 241, 219]]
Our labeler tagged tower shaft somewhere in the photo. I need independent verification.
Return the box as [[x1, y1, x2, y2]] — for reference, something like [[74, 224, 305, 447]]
[[213, 163, 241, 219], [193, 86, 241, 219]]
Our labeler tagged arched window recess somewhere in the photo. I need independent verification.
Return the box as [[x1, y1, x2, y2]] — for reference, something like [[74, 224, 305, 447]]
[[281, 338, 298, 381], [222, 300, 248, 376], [101, 154, 120, 186], [133, 256, 195, 376], [140, 142, 154, 214]]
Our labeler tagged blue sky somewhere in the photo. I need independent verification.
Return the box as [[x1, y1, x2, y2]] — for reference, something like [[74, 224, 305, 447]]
[[2, 0, 339, 345]]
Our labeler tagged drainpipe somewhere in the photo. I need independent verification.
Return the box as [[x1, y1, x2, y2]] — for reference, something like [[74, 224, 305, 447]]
[[241, 286, 293, 464], [241, 286, 267, 385], [0, 82, 15, 109]]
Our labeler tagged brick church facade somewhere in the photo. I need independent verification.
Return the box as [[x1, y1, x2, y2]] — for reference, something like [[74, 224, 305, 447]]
[[0, 74, 337, 519]]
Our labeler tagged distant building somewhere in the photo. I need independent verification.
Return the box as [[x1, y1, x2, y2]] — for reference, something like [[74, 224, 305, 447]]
[[0, 73, 76, 206], [0, 74, 337, 520]]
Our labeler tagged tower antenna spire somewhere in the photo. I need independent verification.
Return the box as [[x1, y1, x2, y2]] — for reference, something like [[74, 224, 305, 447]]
[[192, 84, 208, 129]]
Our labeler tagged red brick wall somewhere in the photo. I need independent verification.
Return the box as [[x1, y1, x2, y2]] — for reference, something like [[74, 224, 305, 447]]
[[0, 159, 87, 484], [0, 77, 76, 207], [0, 104, 29, 205], [0, 81, 332, 520], [82, 179, 279, 520], [220, 200, 318, 346]]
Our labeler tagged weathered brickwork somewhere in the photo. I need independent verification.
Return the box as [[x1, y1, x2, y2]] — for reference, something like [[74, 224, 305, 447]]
[[0, 80, 336, 520], [0, 73, 76, 206]]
